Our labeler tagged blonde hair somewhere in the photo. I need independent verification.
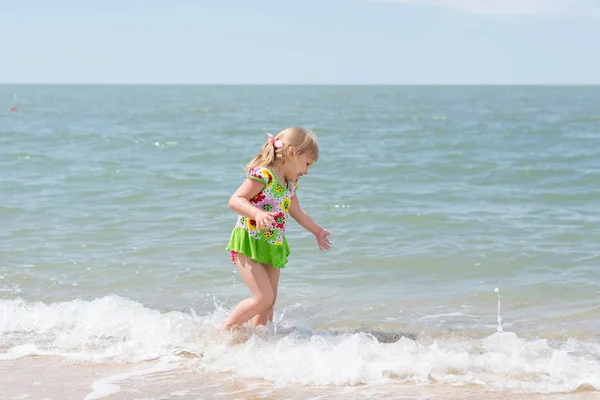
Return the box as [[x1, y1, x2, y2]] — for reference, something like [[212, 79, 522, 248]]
[[246, 127, 319, 172]]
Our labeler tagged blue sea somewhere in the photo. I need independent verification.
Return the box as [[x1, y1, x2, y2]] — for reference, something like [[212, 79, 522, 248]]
[[1, 85, 599, 399]]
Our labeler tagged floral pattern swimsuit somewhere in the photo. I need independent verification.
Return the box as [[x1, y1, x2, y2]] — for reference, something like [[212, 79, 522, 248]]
[[226, 166, 297, 268]]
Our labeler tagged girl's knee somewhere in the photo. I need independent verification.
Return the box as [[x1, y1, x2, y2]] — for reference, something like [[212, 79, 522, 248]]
[[254, 292, 275, 310]]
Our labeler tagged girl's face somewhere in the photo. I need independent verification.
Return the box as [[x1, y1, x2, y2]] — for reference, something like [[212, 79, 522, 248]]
[[283, 152, 314, 182]]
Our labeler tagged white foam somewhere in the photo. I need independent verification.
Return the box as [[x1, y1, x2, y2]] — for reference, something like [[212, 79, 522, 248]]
[[83, 357, 178, 400], [0, 295, 214, 362], [1, 295, 599, 394], [0, 344, 50, 360], [201, 328, 600, 393]]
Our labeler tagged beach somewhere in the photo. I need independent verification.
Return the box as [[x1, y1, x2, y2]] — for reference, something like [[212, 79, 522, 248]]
[[1, 84, 599, 399]]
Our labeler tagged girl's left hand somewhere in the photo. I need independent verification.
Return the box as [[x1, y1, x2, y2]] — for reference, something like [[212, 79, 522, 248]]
[[315, 228, 332, 251]]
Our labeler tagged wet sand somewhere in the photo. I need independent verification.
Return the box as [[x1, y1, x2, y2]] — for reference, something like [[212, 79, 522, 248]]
[[2, 356, 599, 400]]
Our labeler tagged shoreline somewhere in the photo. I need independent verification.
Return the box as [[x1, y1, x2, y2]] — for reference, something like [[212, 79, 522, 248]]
[[2, 356, 599, 400]]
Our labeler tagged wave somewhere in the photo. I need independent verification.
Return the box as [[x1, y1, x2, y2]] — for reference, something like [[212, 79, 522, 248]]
[[1, 295, 599, 394]]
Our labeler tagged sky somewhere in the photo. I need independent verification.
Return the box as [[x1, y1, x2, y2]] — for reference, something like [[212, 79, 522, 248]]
[[1, 0, 600, 84]]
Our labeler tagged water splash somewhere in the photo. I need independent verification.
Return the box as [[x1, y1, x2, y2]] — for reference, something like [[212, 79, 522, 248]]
[[494, 287, 503, 332], [1, 296, 599, 393]]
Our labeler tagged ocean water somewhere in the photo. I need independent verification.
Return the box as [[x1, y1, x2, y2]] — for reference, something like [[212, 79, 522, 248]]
[[1, 85, 599, 399]]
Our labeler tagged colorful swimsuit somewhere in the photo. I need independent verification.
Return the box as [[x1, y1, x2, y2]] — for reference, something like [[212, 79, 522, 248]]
[[226, 166, 297, 268]]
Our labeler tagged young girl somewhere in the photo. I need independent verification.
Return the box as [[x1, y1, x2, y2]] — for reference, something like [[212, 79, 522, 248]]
[[224, 127, 332, 329]]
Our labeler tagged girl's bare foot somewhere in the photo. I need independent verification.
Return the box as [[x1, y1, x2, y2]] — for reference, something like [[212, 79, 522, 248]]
[[227, 325, 250, 346]]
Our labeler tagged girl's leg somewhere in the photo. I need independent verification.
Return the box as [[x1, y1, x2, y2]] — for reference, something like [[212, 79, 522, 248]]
[[223, 254, 276, 328], [251, 264, 280, 326]]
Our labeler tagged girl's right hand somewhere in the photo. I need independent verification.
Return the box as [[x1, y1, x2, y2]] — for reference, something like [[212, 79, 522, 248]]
[[254, 210, 277, 230]]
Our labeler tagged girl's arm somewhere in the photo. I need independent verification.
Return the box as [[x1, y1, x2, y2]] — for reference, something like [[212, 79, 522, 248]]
[[289, 194, 332, 251], [229, 178, 276, 229]]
